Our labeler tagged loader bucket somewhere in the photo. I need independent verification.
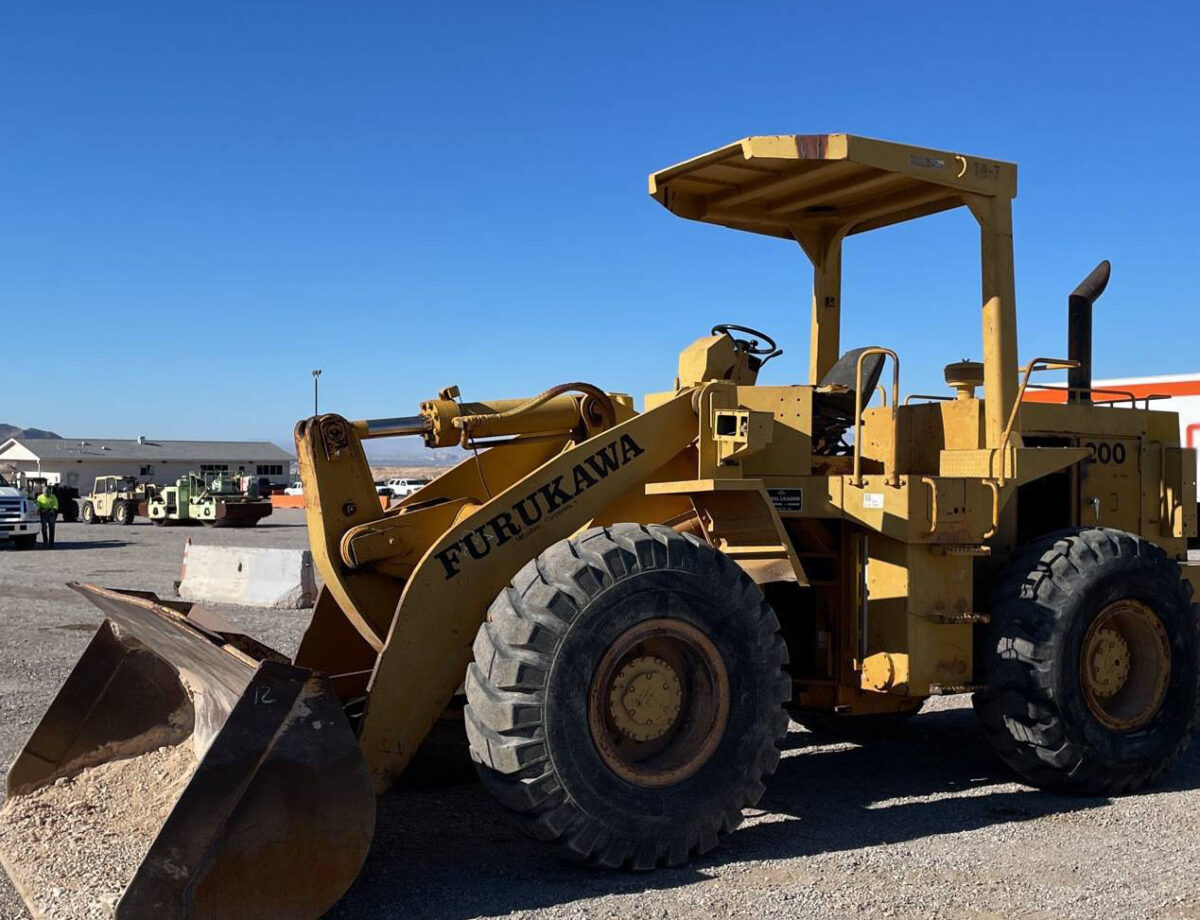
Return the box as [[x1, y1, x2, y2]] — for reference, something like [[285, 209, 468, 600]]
[[0, 584, 375, 920]]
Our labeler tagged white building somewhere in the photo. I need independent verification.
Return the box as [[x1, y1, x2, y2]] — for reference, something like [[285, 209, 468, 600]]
[[0, 437, 294, 492]]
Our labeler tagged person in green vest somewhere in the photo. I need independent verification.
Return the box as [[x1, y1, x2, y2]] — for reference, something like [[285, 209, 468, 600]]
[[35, 483, 58, 548]]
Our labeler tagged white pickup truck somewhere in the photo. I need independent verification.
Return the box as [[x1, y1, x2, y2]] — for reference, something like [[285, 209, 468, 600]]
[[380, 477, 430, 498], [0, 473, 42, 549]]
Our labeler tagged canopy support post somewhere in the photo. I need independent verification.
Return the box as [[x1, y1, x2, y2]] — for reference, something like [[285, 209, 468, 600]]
[[794, 224, 851, 385]]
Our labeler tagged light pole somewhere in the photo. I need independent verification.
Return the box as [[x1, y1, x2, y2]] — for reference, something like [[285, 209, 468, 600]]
[[312, 369, 322, 416]]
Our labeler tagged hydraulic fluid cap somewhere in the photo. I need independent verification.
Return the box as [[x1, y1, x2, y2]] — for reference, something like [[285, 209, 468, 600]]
[[944, 360, 984, 399]]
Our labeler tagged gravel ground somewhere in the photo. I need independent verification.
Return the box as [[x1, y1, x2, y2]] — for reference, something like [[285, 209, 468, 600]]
[[0, 521, 1198, 920]]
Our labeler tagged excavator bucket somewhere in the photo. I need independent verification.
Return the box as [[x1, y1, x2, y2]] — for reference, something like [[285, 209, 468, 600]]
[[0, 584, 375, 920]]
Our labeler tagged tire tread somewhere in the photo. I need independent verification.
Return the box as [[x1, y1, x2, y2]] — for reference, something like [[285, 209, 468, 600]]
[[974, 527, 1200, 794]]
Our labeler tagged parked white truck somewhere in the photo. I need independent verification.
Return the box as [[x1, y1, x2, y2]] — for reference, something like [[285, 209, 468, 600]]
[[381, 477, 430, 498], [0, 472, 42, 548]]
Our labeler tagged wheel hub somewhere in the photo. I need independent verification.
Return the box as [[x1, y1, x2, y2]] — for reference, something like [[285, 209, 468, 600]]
[[1080, 599, 1171, 732], [587, 618, 730, 788], [1085, 627, 1131, 698], [609, 657, 682, 742]]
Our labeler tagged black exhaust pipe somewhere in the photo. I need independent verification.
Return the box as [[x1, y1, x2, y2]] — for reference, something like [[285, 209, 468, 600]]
[[1067, 260, 1111, 405]]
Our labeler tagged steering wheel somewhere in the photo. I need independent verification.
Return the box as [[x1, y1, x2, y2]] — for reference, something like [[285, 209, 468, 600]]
[[711, 324, 782, 363]]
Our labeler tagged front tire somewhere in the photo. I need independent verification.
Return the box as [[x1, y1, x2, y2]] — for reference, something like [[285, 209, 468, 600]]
[[974, 527, 1199, 794], [114, 501, 133, 525], [81, 501, 96, 524], [465, 524, 790, 869]]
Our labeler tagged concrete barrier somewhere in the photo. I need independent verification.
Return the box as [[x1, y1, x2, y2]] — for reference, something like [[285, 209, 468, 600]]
[[179, 539, 317, 609]]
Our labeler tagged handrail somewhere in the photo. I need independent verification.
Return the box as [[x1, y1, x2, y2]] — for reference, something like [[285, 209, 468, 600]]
[[904, 394, 953, 405], [982, 480, 1001, 539], [1094, 393, 1172, 409], [851, 347, 900, 488], [996, 357, 1079, 488], [1023, 382, 1137, 404], [1021, 383, 1171, 411], [922, 477, 938, 534]]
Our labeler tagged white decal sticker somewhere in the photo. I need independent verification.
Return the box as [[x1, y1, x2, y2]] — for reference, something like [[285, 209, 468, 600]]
[[863, 492, 885, 510]]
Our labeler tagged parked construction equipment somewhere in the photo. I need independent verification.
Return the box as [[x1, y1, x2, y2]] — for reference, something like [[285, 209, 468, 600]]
[[143, 471, 273, 528], [21, 476, 80, 523], [81, 475, 151, 525], [2, 134, 1198, 920]]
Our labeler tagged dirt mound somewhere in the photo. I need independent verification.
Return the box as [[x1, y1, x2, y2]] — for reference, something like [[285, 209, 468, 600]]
[[0, 743, 195, 919]]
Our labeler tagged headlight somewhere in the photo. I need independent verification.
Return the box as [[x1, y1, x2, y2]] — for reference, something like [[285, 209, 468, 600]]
[[24, 500, 37, 514]]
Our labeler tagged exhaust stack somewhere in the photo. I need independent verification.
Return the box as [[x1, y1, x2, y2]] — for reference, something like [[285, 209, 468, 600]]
[[1067, 260, 1111, 405]]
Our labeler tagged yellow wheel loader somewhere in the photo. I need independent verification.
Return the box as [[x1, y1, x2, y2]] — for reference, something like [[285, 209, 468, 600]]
[[2, 134, 1198, 919]]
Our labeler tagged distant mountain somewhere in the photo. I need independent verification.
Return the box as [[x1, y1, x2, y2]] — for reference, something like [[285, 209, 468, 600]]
[[0, 424, 61, 440], [272, 431, 463, 466], [362, 441, 462, 466]]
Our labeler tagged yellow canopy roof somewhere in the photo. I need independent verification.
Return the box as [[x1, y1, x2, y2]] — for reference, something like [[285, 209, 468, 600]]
[[649, 134, 1017, 240]]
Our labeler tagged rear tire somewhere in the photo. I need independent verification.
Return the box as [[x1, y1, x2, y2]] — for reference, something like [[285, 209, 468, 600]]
[[465, 523, 790, 869], [81, 501, 96, 524], [974, 527, 1199, 794]]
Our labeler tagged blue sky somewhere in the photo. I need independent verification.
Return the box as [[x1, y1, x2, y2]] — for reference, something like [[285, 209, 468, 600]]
[[3, 1, 1197, 448]]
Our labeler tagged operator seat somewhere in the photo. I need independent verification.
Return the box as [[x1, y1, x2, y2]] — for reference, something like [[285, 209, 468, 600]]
[[812, 346, 886, 455]]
